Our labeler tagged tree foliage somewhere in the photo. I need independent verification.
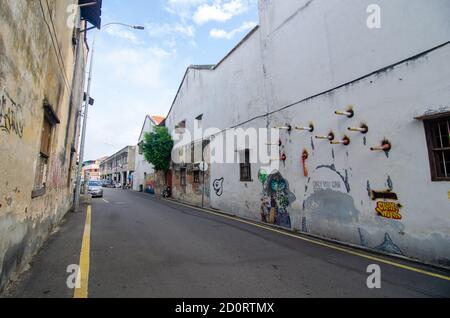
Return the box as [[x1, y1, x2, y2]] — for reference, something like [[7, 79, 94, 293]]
[[143, 126, 174, 173]]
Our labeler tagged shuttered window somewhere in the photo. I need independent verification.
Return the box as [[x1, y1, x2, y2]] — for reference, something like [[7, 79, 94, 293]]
[[33, 102, 60, 198]]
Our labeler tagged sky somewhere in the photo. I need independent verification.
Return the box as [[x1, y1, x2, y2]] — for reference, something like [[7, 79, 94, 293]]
[[84, 0, 259, 161]]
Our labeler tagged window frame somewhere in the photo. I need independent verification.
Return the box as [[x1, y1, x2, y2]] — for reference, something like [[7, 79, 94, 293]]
[[32, 101, 60, 198], [423, 116, 450, 181], [193, 170, 201, 184], [180, 167, 187, 187], [239, 149, 252, 182]]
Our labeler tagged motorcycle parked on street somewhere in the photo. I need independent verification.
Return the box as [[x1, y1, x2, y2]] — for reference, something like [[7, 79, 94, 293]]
[[161, 186, 171, 198]]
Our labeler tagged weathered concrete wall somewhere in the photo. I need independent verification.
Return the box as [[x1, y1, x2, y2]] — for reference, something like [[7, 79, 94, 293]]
[[0, 0, 87, 291], [165, 0, 450, 267]]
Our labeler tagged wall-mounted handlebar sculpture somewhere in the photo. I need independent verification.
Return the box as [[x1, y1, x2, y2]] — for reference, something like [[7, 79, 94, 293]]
[[315, 131, 335, 141], [370, 139, 392, 152], [295, 123, 314, 133], [348, 124, 369, 134], [335, 106, 355, 118], [274, 124, 292, 132], [271, 153, 287, 162], [266, 139, 282, 147], [330, 136, 351, 146]]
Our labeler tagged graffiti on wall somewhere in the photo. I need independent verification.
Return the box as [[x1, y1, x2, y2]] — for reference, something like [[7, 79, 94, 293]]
[[213, 178, 224, 196], [369, 176, 403, 220], [375, 201, 402, 220], [259, 169, 296, 229], [0, 89, 24, 138]]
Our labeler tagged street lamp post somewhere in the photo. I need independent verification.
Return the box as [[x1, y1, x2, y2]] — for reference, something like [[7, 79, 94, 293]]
[[74, 23, 145, 211]]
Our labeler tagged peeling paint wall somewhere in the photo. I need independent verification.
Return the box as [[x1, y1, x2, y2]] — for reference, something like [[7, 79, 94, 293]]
[[0, 0, 87, 291], [165, 0, 450, 267]]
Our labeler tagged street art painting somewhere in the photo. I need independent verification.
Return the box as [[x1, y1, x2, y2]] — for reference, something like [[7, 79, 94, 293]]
[[375, 233, 404, 255], [145, 174, 156, 194], [259, 169, 296, 229]]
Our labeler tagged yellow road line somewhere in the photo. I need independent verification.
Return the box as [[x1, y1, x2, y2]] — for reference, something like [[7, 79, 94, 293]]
[[164, 199, 450, 282], [74, 205, 92, 298]]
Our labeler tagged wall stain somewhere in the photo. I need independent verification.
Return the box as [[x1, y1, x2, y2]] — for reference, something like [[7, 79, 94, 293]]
[[304, 189, 360, 224], [316, 164, 351, 193]]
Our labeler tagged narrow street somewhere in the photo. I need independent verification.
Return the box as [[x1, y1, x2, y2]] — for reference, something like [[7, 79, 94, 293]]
[[5, 189, 450, 298]]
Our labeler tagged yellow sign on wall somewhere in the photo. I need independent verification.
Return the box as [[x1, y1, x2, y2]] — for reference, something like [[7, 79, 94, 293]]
[[448, 191, 450, 200], [376, 201, 402, 220]]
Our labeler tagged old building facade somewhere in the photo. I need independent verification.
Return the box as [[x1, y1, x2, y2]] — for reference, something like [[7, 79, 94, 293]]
[[0, 0, 99, 290], [100, 146, 136, 187], [164, 0, 450, 267], [133, 115, 165, 193]]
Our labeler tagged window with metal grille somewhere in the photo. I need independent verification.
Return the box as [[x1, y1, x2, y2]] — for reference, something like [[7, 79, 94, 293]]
[[180, 168, 187, 186], [193, 170, 200, 184], [240, 149, 252, 182], [33, 116, 52, 197], [424, 116, 450, 181]]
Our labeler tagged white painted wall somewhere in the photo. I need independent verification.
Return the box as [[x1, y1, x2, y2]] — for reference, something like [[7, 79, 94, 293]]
[[133, 116, 157, 192], [165, 0, 450, 267]]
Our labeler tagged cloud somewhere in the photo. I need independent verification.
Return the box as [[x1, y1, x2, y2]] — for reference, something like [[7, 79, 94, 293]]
[[104, 46, 172, 90], [193, 0, 250, 25], [146, 22, 195, 38], [165, 0, 207, 20], [209, 20, 257, 39], [105, 25, 144, 45]]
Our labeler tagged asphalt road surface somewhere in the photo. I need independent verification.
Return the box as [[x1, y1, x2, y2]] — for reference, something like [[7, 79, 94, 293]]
[[4, 189, 450, 298]]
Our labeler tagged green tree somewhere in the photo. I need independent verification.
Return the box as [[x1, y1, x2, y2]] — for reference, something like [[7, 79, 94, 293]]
[[143, 126, 174, 173]]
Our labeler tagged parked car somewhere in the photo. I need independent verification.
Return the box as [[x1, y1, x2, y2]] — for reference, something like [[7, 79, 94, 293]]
[[102, 180, 113, 188], [87, 180, 104, 198]]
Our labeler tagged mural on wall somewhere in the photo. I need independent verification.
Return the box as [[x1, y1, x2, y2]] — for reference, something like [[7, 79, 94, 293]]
[[375, 233, 404, 255], [259, 169, 296, 229], [0, 89, 24, 138], [145, 174, 156, 194], [213, 178, 224, 196]]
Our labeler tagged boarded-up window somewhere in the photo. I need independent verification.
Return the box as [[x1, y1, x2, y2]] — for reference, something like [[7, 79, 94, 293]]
[[424, 116, 450, 181]]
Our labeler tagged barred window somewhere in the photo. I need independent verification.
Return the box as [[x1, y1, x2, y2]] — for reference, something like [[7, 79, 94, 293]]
[[180, 168, 187, 187], [424, 116, 450, 181], [194, 170, 200, 184]]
